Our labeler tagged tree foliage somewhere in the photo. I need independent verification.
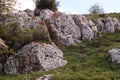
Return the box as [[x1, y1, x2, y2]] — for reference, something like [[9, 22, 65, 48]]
[[34, 0, 59, 11], [89, 3, 104, 14]]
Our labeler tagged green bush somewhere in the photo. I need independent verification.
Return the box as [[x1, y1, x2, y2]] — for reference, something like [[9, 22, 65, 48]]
[[35, 0, 59, 12], [0, 22, 50, 53]]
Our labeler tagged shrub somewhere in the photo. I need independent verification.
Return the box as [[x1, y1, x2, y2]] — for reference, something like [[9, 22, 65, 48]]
[[34, 0, 59, 11], [89, 3, 104, 15], [0, 22, 50, 52]]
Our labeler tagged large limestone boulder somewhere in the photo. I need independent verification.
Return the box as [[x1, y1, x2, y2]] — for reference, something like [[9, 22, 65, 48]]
[[46, 12, 81, 46], [88, 20, 98, 37], [112, 18, 120, 30], [39, 9, 54, 21], [6, 10, 43, 29], [96, 18, 105, 32], [73, 15, 94, 40], [104, 17, 115, 33], [4, 42, 67, 75], [108, 48, 120, 64]]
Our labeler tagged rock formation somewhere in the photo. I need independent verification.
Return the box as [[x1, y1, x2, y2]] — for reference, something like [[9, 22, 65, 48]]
[[4, 42, 67, 75], [108, 48, 120, 64], [47, 12, 81, 46], [73, 15, 94, 40], [112, 18, 120, 30], [104, 17, 115, 33], [5, 9, 120, 46]]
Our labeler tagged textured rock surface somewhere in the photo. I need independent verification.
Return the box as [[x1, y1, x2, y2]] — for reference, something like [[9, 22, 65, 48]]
[[112, 18, 120, 30], [6, 10, 43, 29], [39, 9, 54, 21], [4, 42, 67, 75], [46, 12, 81, 46], [108, 48, 120, 64], [96, 18, 105, 32], [73, 15, 94, 40], [89, 20, 98, 37], [104, 17, 115, 33]]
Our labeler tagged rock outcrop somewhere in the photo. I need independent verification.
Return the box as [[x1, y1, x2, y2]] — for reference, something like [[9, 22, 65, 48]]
[[96, 18, 105, 32], [104, 17, 115, 33], [43, 11, 81, 46], [108, 48, 120, 64], [39, 9, 54, 21], [4, 42, 67, 75], [73, 15, 94, 40], [112, 18, 120, 30], [89, 20, 98, 37], [5, 9, 120, 46]]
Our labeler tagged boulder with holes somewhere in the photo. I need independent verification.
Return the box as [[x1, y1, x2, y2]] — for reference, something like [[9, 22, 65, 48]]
[[46, 12, 81, 46], [73, 15, 94, 40], [108, 48, 120, 64], [4, 42, 67, 75]]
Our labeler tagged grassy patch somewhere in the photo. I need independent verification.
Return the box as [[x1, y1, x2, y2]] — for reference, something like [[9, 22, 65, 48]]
[[1, 30, 120, 80]]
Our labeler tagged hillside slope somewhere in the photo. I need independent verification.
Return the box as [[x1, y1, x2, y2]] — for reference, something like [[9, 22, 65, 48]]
[[0, 29, 120, 80]]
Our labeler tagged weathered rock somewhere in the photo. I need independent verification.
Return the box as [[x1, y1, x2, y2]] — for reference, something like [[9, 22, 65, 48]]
[[96, 18, 105, 32], [39, 9, 54, 22], [108, 48, 120, 64], [46, 12, 81, 46], [89, 20, 98, 37], [4, 42, 67, 75], [6, 10, 44, 29], [104, 17, 115, 33], [73, 15, 94, 40], [24, 9, 34, 17], [112, 18, 120, 30], [35, 74, 53, 80]]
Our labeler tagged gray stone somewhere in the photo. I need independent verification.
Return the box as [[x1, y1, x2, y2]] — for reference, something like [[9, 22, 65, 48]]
[[104, 17, 115, 33], [4, 42, 67, 75], [96, 18, 105, 32], [73, 15, 94, 40], [6, 10, 43, 29], [39, 9, 54, 22], [46, 12, 81, 46], [108, 48, 120, 64], [112, 18, 120, 30]]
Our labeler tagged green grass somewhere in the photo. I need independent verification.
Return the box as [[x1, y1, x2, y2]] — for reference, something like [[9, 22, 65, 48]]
[[85, 12, 120, 21], [1, 31, 120, 80]]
